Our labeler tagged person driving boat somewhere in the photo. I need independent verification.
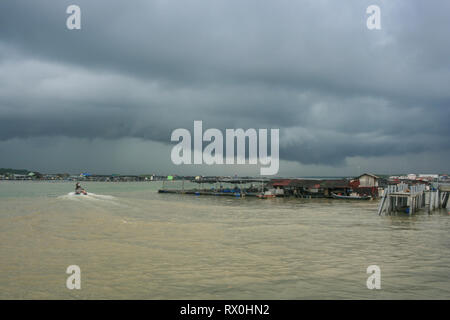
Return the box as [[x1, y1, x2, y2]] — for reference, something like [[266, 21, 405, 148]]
[[75, 182, 87, 195]]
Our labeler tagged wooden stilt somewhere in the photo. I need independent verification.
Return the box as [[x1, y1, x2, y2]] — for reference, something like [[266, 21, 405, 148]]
[[442, 193, 449, 208]]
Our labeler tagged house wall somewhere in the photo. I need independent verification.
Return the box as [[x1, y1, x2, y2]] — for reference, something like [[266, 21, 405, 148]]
[[359, 175, 378, 187]]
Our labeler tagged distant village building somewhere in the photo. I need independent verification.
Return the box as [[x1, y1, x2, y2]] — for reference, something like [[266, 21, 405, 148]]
[[418, 174, 439, 180], [13, 174, 31, 180], [269, 179, 352, 198], [356, 173, 379, 187], [389, 174, 440, 182]]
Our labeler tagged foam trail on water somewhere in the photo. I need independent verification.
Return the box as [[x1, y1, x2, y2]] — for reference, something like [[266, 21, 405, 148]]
[[59, 192, 116, 201]]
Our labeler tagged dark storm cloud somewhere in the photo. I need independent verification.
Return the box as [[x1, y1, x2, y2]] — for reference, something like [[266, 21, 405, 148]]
[[0, 0, 449, 169]]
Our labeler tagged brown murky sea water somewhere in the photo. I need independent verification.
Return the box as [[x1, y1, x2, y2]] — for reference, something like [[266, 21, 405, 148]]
[[0, 181, 449, 299]]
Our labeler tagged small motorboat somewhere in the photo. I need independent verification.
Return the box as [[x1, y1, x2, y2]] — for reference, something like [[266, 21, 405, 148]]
[[257, 191, 276, 199], [75, 182, 88, 195], [331, 192, 371, 200]]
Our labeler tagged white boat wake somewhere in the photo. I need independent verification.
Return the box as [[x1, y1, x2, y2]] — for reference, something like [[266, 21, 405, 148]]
[[59, 192, 116, 201]]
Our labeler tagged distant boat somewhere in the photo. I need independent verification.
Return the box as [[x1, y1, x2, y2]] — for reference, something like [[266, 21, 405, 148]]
[[331, 193, 371, 200], [257, 191, 276, 199]]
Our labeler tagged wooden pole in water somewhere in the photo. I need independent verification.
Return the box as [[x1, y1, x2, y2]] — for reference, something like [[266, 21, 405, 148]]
[[386, 195, 391, 214], [430, 191, 435, 211], [431, 191, 433, 211], [439, 189, 442, 208], [442, 192, 449, 208], [389, 196, 392, 214], [434, 189, 438, 209], [378, 189, 387, 215]]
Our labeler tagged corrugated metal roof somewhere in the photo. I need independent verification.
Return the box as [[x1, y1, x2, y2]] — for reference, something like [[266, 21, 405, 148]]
[[270, 179, 350, 188], [357, 173, 379, 179]]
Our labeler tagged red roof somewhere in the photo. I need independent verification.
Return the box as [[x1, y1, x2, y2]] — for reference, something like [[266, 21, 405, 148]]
[[271, 179, 292, 186]]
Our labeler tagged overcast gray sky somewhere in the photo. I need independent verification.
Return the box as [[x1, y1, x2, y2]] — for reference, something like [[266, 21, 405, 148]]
[[0, 0, 449, 176]]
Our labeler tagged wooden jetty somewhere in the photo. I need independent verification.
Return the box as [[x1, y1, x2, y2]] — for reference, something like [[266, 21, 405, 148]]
[[158, 189, 249, 197], [378, 183, 449, 215], [158, 177, 268, 198]]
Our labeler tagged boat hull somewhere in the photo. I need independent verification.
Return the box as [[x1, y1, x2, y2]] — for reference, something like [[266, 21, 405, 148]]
[[331, 193, 371, 200]]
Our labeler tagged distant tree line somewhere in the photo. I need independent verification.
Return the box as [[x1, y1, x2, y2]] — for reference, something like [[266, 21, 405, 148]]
[[0, 168, 30, 175]]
